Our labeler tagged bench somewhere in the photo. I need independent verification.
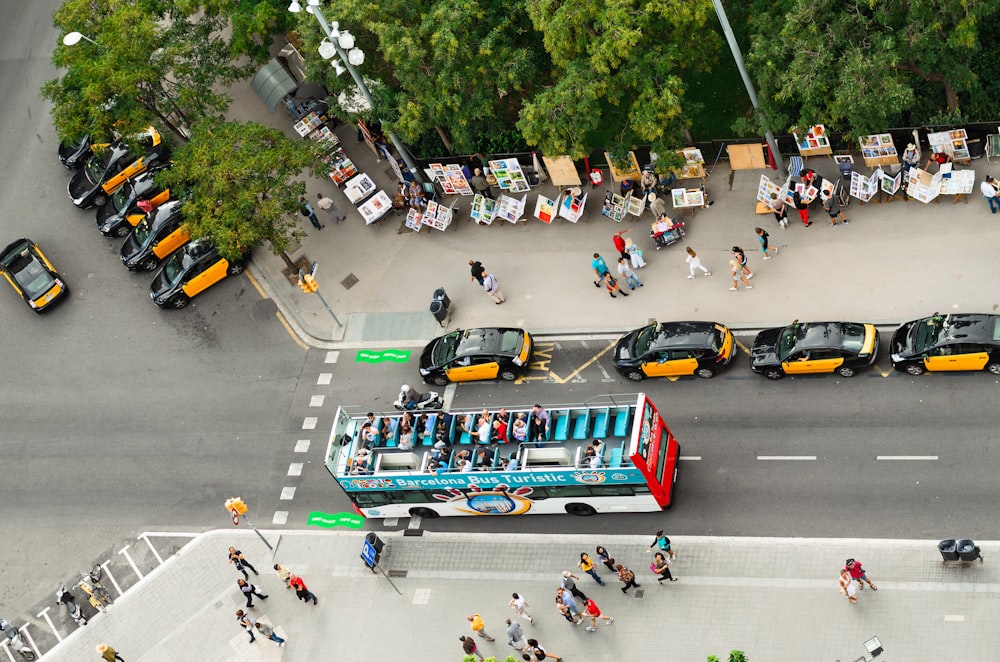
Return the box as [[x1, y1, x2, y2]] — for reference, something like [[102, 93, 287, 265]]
[[609, 444, 624, 468], [522, 446, 573, 468], [552, 409, 571, 441], [571, 409, 590, 439], [592, 407, 610, 438], [612, 408, 631, 437], [420, 414, 438, 446], [374, 451, 420, 472]]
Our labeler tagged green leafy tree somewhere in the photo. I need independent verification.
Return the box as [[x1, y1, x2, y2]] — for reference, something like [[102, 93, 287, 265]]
[[743, 0, 999, 137], [43, 0, 254, 143], [156, 118, 325, 262], [517, 0, 720, 159]]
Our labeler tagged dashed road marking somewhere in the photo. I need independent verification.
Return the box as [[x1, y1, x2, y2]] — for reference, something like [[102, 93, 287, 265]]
[[680, 456, 702, 461], [317, 372, 333, 385], [309, 395, 325, 407], [295, 440, 310, 453], [877, 455, 938, 461], [324, 350, 340, 363], [944, 615, 965, 622], [280, 487, 296, 500], [413, 588, 432, 605], [302, 417, 318, 430], [288, 463, 303, 476], [757, 456, 816, 461], [272, 511, 289, 525]]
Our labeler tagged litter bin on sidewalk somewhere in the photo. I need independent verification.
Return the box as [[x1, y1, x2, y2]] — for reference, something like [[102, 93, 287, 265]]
[[938, 539, 959, 561], [957, 538, 983, 562], [430, 287, 450, 326]]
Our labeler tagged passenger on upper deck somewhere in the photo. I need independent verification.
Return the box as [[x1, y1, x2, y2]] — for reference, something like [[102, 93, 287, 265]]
[[477, 416, 492, 445], [512, 413, 528, 443], [398, 423, 414, 451], [352, 447, 372, 474], [491, 416, 508, 445]]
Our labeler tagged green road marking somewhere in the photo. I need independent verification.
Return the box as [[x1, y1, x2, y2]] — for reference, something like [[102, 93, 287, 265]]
[[355, 349, 411, 363], [307, 511, 366, 528]]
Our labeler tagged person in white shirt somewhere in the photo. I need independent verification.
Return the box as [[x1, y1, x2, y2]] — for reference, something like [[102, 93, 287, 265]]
[[981, 176, 999, 214]]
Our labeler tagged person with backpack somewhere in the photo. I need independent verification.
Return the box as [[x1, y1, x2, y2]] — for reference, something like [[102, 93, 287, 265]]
[[647, 530, 676, 559], [299, 196, 323, 230]]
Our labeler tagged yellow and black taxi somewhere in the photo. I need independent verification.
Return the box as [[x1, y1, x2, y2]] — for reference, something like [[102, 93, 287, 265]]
[[58, 133, 91, 169], [96, 167, 170, 238], [419, 327, 533, 385], [149, 239, 247, 309], [613, 320, 736, 380], [891, 313, 1000, 376], [751, 320, 879, 380], [120, 200, 189, 272], [68, 127, 169, 208], [0, 238, 68, 313]]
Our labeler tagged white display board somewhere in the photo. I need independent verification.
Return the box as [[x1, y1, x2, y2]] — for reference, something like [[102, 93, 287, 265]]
[[343, 173, 377, 205], [428, 163, 474, 196], [559, 192, 587, 222], [420, 200, 453, 231], [534, 194, 558, 224], [494, 194, 526, 224], [488, 158, 531, 192], [850, 169, 880, 202], [358, 190, 393, 225], [470, 195, 497, 225]]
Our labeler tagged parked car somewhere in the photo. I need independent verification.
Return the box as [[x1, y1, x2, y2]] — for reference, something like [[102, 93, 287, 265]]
[[96, 169, 170, 238], [613, 321, 736, 380], [67, 127, 168, 208], [891, 313, 1000, 375], [0, 238, 68, 313], [149, 239, 247, 309], [120, 200, 189, 272], [57, 133, 91, 169], [751, 320, 879, 379], [419, 328, 533, 385]]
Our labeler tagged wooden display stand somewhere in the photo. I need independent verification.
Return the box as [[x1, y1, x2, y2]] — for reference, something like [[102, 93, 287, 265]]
[[675, 148, 706, 180], [727, 143, 766, 171], [604, 151, 641, 184], [793, 125, 833, 159], [858, 134, 899, 168], [926, 129, 971, 166], [541, 155, 582, 188]]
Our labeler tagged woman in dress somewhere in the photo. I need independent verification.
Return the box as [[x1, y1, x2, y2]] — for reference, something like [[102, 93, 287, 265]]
[[625, 237, 645, 269]]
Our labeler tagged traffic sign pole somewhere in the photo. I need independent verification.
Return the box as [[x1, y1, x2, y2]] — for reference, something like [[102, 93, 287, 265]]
[[224, 497, 273, 550]]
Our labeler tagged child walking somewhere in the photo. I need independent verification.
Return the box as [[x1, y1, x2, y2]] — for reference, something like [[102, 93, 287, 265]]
[[685, 247, 711, 279], [755, 227, 778, 259]]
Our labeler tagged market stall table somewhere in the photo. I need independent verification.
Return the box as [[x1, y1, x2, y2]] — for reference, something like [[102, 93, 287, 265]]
[[358, 190, 394, 225], [343, 173, 378, 205]]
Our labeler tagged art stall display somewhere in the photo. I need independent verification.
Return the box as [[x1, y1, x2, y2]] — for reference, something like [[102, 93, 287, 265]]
[[604, 151, 642, 183], [906, 168, 943, 203], [308, 124, 340, 149], [671, 187, 705, 208], [342, 173, 378, 205], [420, 200, 453, 231], [785, 181, 819, 205], [755, 175, 785, 204], [602, 191, 627, 222], [534, 194, 558, 224], [541, 155, 582, 187], [494, 195, 526, 224], [357, 190, 393, 225], [793, 124, 833, 158], [627, 193, 645, 218], [858, 134, 898, 167], [325, 147, 358, 186], [939, 168, 976, 197], [404, 208, 423, 232], [850, 169, 881, 203], [470, 194, 498, 225], [559, 190, 587, 222], [880, 170, 902, 195], [676, 148, 706, 180], [428, 163, 474, 196], [488, 159, 531, 193], [293, 111, 325, 137], [926, 129, 971, 163]]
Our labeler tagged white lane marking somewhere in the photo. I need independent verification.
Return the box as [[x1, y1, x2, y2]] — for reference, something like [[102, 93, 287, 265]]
[[280, 487, 296, 500], [294, 439, 310, 453], [324, 351, 340, 363], [680, 456, 702, 461], [117, 544, 144, 579], [139, 534, 165, 565], [442, 383, 458, 410], [944, 614, 965, 622], [757, 456, 816, 461], [876, 456, 938, 460], [317, 372, 333, 385], [288, 463, 303, 477], [272, 511, 289, 525], [35, 607, 59, 643], [407, 516, 422, 529], [302, 417, 318, 430], [99, 559, 125, 596], [309, 395, 325, 407]]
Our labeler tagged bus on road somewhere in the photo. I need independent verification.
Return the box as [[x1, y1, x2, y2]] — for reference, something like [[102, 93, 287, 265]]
[[324, 393, 680, 518]]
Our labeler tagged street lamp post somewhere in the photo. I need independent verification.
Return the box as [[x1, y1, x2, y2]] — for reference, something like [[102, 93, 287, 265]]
[[289, 0, 424, 184], [62, 31, 102, 48]]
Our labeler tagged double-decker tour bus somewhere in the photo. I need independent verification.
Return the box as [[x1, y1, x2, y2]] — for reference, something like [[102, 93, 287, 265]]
[[324, 393, 680, 518]]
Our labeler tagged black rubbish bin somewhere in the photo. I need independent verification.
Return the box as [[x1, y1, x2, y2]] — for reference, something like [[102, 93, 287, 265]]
[[938, 538, 959, 561], [430, 300, 447, 324], [433, 287, 451, 309], [957, 538, 982, 562]]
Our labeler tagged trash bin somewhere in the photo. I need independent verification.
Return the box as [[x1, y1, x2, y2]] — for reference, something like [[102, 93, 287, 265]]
[[433, 287, 450, 309], [938, 538, 959, 561], [430, 300, 447, 324], [957, 538, 982, 562]]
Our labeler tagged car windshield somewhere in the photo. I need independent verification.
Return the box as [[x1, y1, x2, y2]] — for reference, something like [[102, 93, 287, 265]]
[[838, 323, 866, 352], [633, 325, 656, 355], [496, 330, 522, 353], [132, 218, 152, 244], [431, 331, 461, 365], [909, 317, 946, 353], [110, 180, 134, 212], [160, 252, 185, 286], [83, 148, 113, 181], [14, 257, 54, 297]]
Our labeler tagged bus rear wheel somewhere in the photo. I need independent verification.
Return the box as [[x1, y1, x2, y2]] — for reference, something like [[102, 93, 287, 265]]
[[565, 503, 597, 517], [409, 507, 439, 519]]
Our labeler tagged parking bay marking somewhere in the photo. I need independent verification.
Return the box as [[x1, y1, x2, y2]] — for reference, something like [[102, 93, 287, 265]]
[[517, 340, 617, 384]]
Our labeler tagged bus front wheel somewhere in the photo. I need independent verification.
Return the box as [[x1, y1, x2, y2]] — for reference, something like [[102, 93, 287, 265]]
[[565, 503, 597, 517], [409, 507, 439, 519]]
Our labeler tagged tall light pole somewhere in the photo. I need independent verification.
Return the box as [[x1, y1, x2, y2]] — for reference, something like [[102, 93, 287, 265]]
[[62, 31, 102, 48], [712, 0, 784, 174], [288, 0, 424, 184]]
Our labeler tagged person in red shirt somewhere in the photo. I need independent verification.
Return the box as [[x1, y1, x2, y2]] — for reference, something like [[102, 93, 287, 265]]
[[287, 574, 319, 604], [845, 558, 877, 590], [612, 230, 630, 260]]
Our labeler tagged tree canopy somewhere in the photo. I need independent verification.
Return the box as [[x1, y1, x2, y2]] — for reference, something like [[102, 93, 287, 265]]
[[156, 119, 325, 261]]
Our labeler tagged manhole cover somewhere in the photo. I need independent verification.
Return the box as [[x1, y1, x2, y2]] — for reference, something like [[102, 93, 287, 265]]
[[387, 569, 408, 578], [341, 273, 359, 289], [633, 589, 645, 599]]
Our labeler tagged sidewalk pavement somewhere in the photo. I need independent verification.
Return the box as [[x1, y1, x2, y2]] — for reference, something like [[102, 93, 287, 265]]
[[38, 529, 1000, 661], [224, 76, 1000, 348]]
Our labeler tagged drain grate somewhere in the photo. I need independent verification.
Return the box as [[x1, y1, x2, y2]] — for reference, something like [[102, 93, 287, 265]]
[[387, 569, 408, 578], [633, 589, 645, 599], [341, 273, 359, 289]]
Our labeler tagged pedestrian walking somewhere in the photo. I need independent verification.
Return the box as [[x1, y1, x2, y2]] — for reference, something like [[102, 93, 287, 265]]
[[625, 237, 645, 269], [647, 530, 676, 559], [729, 258, 752, 291], [470, 168, 494, 199], [821, 191, 849, 225], [845, 558, 878, 590], [591, 253, 611, 287], [651, 552, 677, 583], [612, 230, 631, 260], [228, 547, 259, 580], [273, 562, 291, 587], [506, 618, 529, 653], [527, 638, 562, 661], [601, 272, 628, 298], [578, 552, 606, 585], [981, 176, 999, 214], [467, 613, 495, 641], [96, 643, 125, 661], [554, 595, 579, 625], [839, 568, 858, 604], [460, 635, 484, 661], [482, 272, 505, 304], [755, 227, 778, 259], [595, 545, 617, 573], [508, 592, 535, 624], [685, 246, 711, 278], [616, 258, 642, 290], [469, 259, 485, 286], [731, 247, 753, 279], [254, 621, 286, 647], [583, 598, 614, 631], [235, 610, 256, 643], [556, 588, 584, 622], [560, 571, 589, 601], [316, 193, 346, 223], [287, 574, 318, 605], [299, 196, 323, 230], [792, 189, 811, 226], [617, 563, 641, 594], [769, 192, 789, 228], [237, 578, 268, 608]]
